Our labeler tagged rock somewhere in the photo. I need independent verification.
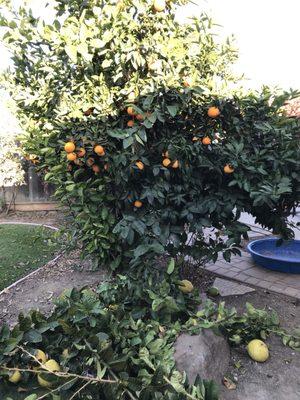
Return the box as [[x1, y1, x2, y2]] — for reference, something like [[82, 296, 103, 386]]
[[213, 278, 255, 297], [174, 329, 230, 384]]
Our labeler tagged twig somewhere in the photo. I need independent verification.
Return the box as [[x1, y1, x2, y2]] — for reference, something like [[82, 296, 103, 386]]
[[37, 377, 78, 400], [68, 380, 91, 400]]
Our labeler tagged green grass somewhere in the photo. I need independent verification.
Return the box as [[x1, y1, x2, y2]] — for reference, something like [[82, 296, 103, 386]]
[[0, 224, 60, 291]]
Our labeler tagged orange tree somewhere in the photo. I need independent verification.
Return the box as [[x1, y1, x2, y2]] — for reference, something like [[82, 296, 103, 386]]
[[1, 0, 299, 270]]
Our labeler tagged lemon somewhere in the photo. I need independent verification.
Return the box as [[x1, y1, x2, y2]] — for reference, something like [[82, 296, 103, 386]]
[[207, 287, 220, 297], [247, 339, 269, 362], [8, 370, 21, 383], [178, 280, 194, 293], [37, 359, 61, 388], [34, 349, 47, 364]]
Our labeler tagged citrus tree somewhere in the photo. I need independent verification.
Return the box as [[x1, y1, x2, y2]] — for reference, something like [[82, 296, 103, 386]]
[[1, 0, 299, 270]]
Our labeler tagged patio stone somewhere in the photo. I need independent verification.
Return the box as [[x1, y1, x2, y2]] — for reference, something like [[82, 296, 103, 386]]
[[213, 277, 255, 297]]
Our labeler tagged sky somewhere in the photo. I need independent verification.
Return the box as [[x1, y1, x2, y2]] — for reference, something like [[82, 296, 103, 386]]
[[0, 0, 300, 93]]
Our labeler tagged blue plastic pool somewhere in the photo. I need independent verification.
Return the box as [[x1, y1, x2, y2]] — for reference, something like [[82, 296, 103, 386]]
[[247, 238, 300, 274]]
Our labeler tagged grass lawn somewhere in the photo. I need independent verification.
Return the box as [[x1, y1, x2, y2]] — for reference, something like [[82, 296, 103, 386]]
[[0, 224, 60, 291]]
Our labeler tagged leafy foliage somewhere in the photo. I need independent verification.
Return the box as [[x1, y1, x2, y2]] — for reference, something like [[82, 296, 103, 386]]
[[1, 0, 299, 269]]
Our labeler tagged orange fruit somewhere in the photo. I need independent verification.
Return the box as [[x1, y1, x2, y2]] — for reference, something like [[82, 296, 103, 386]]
[[134, 200, 143, 208], [172, 160, 179, 169], [135, 161, 144, 170], [183, 77, 192, 87], [162, 158, 171, 167], [202, 136, 211, 145], [127, 106, 136, 116], [224, 164, 234, 174], [92, 164, 101, 174], [127, 120, 135, 127], [64, 142, 75, 153], [94, 145, 105, 155], [77, 148, 86, 157], [136, 114, 144, 121], [207, 106, 220, 118], [153, 0, 166, 12], [86, 157, 95, 166], [67, 152, 77, 161]]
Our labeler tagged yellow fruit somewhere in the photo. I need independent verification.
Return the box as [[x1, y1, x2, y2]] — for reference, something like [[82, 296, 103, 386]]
[[94, 145, 105, 155], [135, 161, 144, 170], [202, 136, 212, 145], [153, 0, 166, 12], [247, 339, 269, 362], [134, 200, 143, 208], [207, 106, 220, 118], [8, 370, 21, 384], [38, 359, 61, 388], [172, 160, 179, 169], [64, 142, 75, 153], [178, 280, 194, 293], [224, 164, 234, 174], [162, 158, 171, 167], [34, 349, 48, 364], [67, 152, 77, 161], [62, 349, 69, 358]]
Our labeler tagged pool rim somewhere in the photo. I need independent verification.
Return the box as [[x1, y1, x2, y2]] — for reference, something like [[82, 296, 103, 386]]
[[247, 237, 300, 263]]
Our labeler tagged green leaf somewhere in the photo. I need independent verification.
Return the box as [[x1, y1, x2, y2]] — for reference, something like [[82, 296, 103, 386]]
[[167, 258, 175, 274], [65, 44, 77, 62], [166, 105, 179, 117]]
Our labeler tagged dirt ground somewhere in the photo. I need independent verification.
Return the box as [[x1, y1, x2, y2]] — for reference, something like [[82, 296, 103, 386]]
[[215, 289, 300, 400]]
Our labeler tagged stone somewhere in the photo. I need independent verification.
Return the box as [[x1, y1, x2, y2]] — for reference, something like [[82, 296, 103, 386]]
[[174, 329, 230, 384], [213, 278, 255, 297]]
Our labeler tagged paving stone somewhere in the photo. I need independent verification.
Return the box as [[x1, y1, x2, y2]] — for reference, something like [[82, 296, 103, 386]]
[[213, 277, 255, 297]]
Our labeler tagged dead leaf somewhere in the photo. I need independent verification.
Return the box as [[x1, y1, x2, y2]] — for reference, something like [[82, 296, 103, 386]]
[[223, 377, 237, 390]]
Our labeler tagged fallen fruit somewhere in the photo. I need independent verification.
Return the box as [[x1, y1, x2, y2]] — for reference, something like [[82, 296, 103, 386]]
[[64, 142, 75, 153], [178, 279, 194, 293], [207, 287, 219, 297], [247, 339, 269, 362], [207, 106, 220, 118], [8, 370, 21, 384]]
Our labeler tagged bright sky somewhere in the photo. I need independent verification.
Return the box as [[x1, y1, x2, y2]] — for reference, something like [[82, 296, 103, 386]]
[[0, 0, 300, 91]]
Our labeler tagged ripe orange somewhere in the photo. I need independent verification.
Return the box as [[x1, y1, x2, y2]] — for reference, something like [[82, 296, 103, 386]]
[[127, 106, 136, 116], [134, 200, 143, 208], [67, 152, 77, 161], [92, 164, 101, 174], [87, 157, 95, 166], [202, 136, 212, 145], [183, 77, 192, 87], [135, 161, 144, 170], [77, 148, 86, 157], [153, 0, 166, 12], [94, 145, 105, 155], [64, 142, 75, 153], [127, 120, 135, 127], [224, 164, 234, 174], [136, 114, 144, 121], [207, 106, 220, 118], [162, 158, 172, 167], [172, 160, 179, 169]]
